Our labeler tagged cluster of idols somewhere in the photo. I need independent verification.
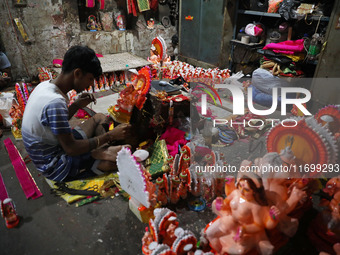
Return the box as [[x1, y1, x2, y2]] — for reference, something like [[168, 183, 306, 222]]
[[143, 145, 227, 210], [140, 145, 340, 255]]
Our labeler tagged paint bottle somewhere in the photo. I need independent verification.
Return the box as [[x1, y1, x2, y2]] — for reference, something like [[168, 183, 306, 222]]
[[308, 34, 320, 60]]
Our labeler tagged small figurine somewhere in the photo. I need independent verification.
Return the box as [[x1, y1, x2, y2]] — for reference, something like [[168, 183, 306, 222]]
[[178, 171, 189, 200], [142, 227, 156, 255], [323, 176, 340, 235], [170, 176, 180, 204], [1, 198, 20, 229], [309, 176, 340, 255], [167, 155, 174, 167], [149, 45, 160, 64], [108, 67, 151, 124], [9, 102, 23, 130], [191, 171, 203, 197], [109, 73, 116, 88], [147, 18, 155, 29], [163, 218, 178, 247], [156, 175, 169, 206], [205, 172, 280, 255], [138, 157, 157, 208], [201, 174, 215, 204], [258, 148, 307, 237], [178, 145, 191, 173], [115, 14, 126, 31], [9, 101, 23, 139], [86, 15, 102, 31], [214, 173, 225, 198], [98, 75, 105, 91]]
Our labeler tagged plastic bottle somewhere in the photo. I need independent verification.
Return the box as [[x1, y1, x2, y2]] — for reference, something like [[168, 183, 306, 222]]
[[308, 34, 320, 59]]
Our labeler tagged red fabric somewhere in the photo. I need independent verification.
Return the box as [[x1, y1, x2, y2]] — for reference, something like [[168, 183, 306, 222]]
[[3, 138, 42, 200], [127, 0, 132, 14], [75, 109, 91, 119], [86, 0, 95, 7], [52, 59, 63, 67], [127, 0, 138, 16], [98, 0, 104, 9], [160, 127, 188, 157], [0, 173, 12, 206], [165, 94, 189, 103], [132, 0, 138, 16], [263, 39, 304, 55], [149, 0, 158, 11], [194, 146, 213, 158]]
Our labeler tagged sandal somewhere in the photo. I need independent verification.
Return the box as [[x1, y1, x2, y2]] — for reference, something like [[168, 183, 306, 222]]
[[218, 127, 237, 144]]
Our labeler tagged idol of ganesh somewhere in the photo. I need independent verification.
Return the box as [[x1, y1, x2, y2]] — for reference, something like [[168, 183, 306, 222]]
[[204, 170, 280, 255]]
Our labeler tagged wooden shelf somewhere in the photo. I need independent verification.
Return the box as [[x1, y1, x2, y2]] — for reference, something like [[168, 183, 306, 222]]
[[231, 39, 264, 48], [238, 10, 281, 18], [238, 10, 330, 21]]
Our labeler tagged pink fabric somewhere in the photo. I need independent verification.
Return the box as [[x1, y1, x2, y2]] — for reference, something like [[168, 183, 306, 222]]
[[75, 109, 90, 119], [0, 173, 15, 208], [98, 0, 105, 9], [245, 24, 263, 36], [254, 26, 263, 36], [52, 59, 63, 67], [86, 0, 95, 7], [160, 127, 188, 157], [194, 146, 212, 158], [263, 39, 304, 55], [3, 138, 42, 200], [0, 173, 11, 204], [96, 53, 104, 58]]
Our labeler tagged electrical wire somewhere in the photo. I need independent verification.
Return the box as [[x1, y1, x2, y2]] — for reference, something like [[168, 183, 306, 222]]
[[314, 15, 323, 34]]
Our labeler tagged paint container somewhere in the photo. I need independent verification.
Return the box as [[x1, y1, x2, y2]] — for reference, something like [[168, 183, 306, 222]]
[[241, 35, 250, 44]]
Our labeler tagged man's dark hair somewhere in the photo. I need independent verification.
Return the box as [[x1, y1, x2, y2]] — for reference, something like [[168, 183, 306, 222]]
[[62, 46, 102, 78]]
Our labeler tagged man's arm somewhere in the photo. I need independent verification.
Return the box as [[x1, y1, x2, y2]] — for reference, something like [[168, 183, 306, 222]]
[[68, 93, 96, 120], [56, 132, 110, 156], [68, 102, 80, 120], [57, 123, 132, 156]]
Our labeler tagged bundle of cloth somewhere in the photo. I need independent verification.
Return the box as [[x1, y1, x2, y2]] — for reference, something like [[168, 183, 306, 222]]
[[263, 39, 304, 55]]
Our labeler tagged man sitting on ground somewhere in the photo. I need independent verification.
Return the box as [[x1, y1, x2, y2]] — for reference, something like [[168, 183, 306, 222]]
[[22, 46, 131, 182]]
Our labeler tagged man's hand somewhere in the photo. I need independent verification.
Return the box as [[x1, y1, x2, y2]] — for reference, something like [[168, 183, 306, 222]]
[[107, 123, 132, 141], [74, 93, 96, 109]]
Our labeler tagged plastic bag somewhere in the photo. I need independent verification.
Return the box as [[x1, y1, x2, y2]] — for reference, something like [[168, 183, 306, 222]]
[[268, 0, 284, 13], [245, 23, 264, 36], [279, 0, 297, 20], [0, 92, 14, 127]]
